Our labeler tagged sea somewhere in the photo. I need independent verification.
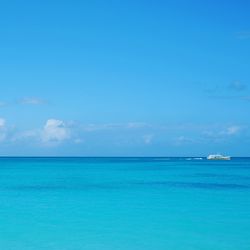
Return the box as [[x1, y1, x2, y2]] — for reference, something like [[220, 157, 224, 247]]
[[0, 157, 250, 250]]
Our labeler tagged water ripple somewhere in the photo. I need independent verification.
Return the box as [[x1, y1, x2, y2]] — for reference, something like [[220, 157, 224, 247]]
[[4, 181, 250, 191]]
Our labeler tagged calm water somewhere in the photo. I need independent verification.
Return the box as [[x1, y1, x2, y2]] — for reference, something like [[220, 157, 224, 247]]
[[0, 157, 250, 250]]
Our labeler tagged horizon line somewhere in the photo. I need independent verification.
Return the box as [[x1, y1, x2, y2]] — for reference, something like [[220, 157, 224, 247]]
[[0, 156, 249, 158]]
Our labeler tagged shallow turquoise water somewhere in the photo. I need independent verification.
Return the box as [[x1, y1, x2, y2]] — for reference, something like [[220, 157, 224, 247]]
[[0, 157, 250, 250]]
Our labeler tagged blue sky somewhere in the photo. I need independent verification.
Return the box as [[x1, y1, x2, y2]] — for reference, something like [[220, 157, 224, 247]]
[[0, 0, 250, 156]]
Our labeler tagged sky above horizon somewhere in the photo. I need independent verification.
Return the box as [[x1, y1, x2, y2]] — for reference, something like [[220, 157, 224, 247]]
[[0, 0, 250, 156]]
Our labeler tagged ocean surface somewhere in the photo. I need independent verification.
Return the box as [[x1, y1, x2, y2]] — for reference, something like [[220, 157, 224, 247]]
[[0, 157, 250, 250]]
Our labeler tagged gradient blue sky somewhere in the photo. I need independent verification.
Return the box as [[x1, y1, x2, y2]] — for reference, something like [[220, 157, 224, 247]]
[[0, 0, 250, 156]]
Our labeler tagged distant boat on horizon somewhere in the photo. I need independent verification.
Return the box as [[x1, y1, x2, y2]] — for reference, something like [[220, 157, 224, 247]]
[[207, 154, 231, 160]]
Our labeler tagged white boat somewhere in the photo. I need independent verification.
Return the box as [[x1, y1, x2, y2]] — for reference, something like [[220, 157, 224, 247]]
[[207, 154, 231, 160]]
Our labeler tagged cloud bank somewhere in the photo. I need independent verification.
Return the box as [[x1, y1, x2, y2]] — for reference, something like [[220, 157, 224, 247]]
[[0, 119, 249, 155]]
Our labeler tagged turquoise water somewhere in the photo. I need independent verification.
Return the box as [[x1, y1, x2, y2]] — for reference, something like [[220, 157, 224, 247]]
[[0, 157, 250, 250]]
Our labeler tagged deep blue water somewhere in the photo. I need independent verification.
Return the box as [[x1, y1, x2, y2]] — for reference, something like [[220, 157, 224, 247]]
[[0, 157, 250, 250]]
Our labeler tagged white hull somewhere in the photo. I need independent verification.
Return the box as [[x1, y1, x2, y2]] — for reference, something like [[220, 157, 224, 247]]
[[207, 154, 231, 160]]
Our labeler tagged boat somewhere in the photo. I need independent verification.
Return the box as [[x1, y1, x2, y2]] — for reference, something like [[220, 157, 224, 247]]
[[207, 154, 231, 160]]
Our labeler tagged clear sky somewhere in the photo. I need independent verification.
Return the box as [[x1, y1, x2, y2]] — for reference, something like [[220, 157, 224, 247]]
[[0, 0, 250, 156]]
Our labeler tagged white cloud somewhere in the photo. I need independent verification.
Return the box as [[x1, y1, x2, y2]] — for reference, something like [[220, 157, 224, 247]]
[[143, 134, 154, 144], [20, 97, 46, 105], [82, 122, 150, 132], [229, 81, 247, 91], [0, 118, 7, 141], [0, 118, 6, 128], [42, 119, 71, 143], [205, 80, 250, 102], [127, 122, 149, 129], [82, 123, 111, 132], [11, 119, 72, 145], [202, 125, 243, 144], [11, 129, 39, 142], [174, 136, 196, 146], [224, 126, 241, 135], [74, 138, 84, 144]]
